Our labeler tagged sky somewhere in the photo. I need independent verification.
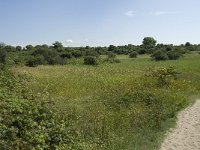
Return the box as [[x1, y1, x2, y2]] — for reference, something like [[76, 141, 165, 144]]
[[0, 0, 200, 47]]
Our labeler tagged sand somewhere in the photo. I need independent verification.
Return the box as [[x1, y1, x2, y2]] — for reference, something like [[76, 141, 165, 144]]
[[160, 100, 200, 150]]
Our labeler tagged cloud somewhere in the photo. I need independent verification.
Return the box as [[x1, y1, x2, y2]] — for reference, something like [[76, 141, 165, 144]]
[[151, 11, 178, 16], [66, 40, 74, 43], [124, 11, 135, 17]]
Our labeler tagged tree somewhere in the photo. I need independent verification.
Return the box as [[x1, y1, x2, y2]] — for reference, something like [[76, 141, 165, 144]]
[[108, 45, 117, 52], [142, 37, 157, 53], [142, 37, 157, 47], [16, 46, 22, 51], [26, 45, 34, 51], [52, 41, 63, 49], [185, 42, 191, 47]]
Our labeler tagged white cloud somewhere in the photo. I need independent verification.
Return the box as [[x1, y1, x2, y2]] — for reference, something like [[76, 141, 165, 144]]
[[66, 40, 74, 43], [124, 11, 135, 17], [151, 11, 178, 16]]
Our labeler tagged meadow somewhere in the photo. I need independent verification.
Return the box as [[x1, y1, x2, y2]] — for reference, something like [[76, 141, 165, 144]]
[[13, 53, 200, 149]]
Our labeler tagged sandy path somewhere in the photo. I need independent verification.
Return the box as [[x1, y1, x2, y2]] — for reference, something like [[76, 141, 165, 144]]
[[160, 100, 200, 150]]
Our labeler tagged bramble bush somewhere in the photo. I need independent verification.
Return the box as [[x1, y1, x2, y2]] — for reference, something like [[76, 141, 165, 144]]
[[0, 69, 83, 149], [150, 66, 179, 87]]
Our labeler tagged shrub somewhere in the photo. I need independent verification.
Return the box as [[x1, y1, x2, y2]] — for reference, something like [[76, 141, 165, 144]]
[[151, 50, 168, 61], [60, 52, 73, 59], [104, 52, 120, 63], [107, 52, 116, 59], [0, 69, 82, 149], [137, 49, 146, 54], [84, 56, 98, 65], [167, 50, 182, 60], [84, 49, 99, 57], [129, 51, 138, 58], [0, 49, 7, 64], [150, 66, 179, 87], [72, 51, 83, 58], [26, 55, 46, 67]]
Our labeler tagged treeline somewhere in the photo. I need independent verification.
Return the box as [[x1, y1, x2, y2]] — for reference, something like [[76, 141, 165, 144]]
[[0, 37, 200, 66]]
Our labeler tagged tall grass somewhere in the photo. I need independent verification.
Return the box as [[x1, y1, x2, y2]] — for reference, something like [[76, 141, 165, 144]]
[[14, 53, 200, 149]]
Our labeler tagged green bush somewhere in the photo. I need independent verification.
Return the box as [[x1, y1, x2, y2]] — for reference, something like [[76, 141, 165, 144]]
[[105, 52, 121, 63], [150, 66, 179, 87], [0, 69, 82, 149], [107, 52, 116, 59], [167, 50, 182, 60], [151, 50, 168, 61], [0, 48, 7, 64], [84, 56, 98, 65], [129, 51, 138, 58], [60, 52, 73, 59], [26, 55, 46, 67]]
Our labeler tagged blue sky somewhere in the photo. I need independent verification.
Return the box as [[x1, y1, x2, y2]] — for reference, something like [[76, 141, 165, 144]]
[[0, 0, 200, 46]]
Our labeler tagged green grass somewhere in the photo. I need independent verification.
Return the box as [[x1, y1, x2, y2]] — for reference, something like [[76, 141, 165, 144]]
[[13, 53, 200, 149]]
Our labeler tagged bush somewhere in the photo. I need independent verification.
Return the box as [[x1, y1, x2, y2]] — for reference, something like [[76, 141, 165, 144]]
[[150, 66, 179, 87], [84, 49, 99, 57], [151, 50, 168, 61], [26, 55, 46, 67], [104, 52, 120, 63], [129, 51, 138, 58], [84, 56, 98, 65], [107, 52, 116, 59], [26, 49, 66, 66], [167, 50, 182, 60], [0, 69, 82, 149], [60, 52, 73, 59], [138, 49, 146, 54], [0, 49, 7, 64], [72, 51, 83, 58]]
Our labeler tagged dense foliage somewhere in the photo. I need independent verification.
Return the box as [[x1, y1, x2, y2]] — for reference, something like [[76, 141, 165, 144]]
[[84, 56, 98, 65], [1, 52, 200, 149], [0, 68, 83, 149], [129, 51, 138, 58], [1, 37, 199, 67]]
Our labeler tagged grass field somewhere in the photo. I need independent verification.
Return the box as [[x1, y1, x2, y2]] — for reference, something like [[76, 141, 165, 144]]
[[14, 53, 200, 149]]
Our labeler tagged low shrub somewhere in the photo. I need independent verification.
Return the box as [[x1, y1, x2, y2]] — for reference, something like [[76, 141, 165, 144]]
[[26, 55, 46, 67], [167, 50, 182, 60], [150, 66, 179, 87], [151, 50, 168, 61], [105, 52, 121, 63], [129, 51, 138, 58], [0, 69, 82, 149], [84, 56, 98, 65]]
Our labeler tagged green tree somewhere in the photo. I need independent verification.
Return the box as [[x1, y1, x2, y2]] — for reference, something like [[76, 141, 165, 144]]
[[142, 37, 157, 53], [53, 41, 63, 49], [16, 46, 22, 51], [108, 45, 117, 52], [185, 42, 191, 47], [26, 45, 34, 51]]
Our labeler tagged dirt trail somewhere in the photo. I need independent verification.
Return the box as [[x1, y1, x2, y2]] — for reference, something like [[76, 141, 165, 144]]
[[160, 100, 200, 150]]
